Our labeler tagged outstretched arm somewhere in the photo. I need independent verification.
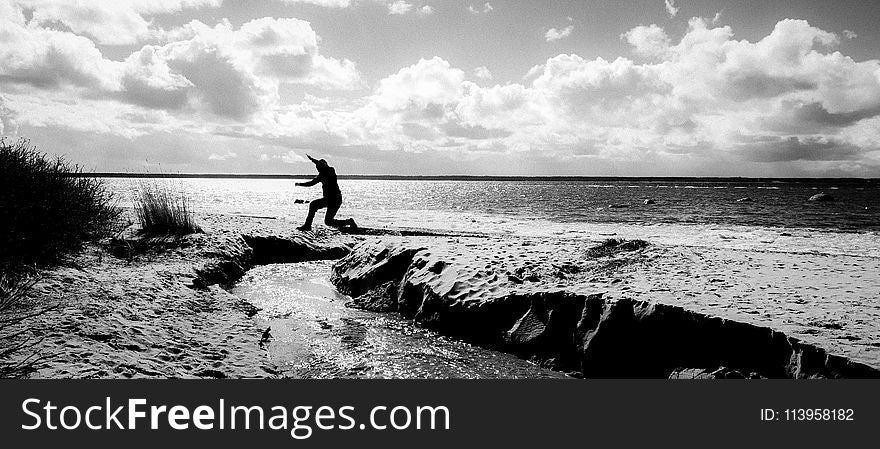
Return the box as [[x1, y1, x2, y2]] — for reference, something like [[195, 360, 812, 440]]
[[296, 176, 320, 187]]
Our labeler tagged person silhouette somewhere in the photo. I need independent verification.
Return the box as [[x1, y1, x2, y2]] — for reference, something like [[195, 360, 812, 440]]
[[296, 155, 357, 231]]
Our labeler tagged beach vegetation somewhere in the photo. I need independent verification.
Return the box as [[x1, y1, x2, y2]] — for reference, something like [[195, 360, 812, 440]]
[[132, 182, 202, 236], [0, 138, 121, 271]]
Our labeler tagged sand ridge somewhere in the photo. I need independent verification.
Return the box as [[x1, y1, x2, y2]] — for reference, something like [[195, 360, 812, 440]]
[[332, 235, 880, 376]]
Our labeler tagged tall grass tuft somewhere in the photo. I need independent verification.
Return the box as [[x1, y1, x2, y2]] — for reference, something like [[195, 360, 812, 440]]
[[133, 182, 202, 236], [0, 138, 121, 271]]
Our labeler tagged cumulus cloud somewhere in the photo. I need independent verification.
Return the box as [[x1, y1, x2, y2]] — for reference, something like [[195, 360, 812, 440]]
[[545, 25, 574, 42], [345, 18, 880, 173], [664, 0, 679, 18], [622, 24, 671, 58], [473, 66, 492, 80], [9, 0, 222, 45], [3, 4, 880, 175], [126, 18, 361, 118], [370, 57, 466, 113], [0, 11, 361, 121], [0, 17, 122, 90]]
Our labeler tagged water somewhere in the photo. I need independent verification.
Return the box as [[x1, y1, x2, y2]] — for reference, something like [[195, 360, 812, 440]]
[[108, 177, 880, 231], [108, 177, 880, 257], [232, 261, 567, 379]]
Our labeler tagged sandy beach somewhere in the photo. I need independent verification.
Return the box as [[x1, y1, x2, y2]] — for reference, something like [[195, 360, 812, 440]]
[[4, 210, 878, 379]]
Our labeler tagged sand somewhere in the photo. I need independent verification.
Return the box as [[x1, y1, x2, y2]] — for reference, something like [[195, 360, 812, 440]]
[[3, 213, 355, 378], [5, 211, 878, 378], [331, 235, 880, 377]]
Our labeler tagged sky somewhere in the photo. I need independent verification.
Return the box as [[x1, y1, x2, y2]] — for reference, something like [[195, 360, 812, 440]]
[[1, 0, 879, 176]]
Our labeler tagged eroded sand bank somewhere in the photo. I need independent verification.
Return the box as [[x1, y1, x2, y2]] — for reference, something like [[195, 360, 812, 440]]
[[7, 212, 879, 378], [331, 237, 880, 378]]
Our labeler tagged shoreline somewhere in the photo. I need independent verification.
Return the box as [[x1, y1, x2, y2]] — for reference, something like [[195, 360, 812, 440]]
[[8, 212, 880, 378]]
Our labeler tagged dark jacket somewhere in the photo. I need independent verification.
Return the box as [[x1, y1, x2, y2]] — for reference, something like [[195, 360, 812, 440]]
[[301, 165, 342, 202]]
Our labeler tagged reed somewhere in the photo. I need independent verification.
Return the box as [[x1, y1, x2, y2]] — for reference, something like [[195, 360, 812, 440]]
[[133, 181, 202, 236]]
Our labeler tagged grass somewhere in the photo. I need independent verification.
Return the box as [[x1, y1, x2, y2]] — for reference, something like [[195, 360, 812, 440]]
[[132, 181, 202, 236], [0, 138, 121, 271], [1, 138, 119, 377]]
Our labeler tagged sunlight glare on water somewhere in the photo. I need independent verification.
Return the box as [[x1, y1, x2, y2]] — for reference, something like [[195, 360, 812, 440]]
[[232, 261, 567, 379]]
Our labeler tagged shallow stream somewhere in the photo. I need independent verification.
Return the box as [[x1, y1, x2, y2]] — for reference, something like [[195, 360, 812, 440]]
[[232, 261, 567, 379]]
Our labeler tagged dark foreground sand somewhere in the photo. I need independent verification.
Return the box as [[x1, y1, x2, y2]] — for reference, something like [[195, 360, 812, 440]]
[[5, 212, 879, 378]]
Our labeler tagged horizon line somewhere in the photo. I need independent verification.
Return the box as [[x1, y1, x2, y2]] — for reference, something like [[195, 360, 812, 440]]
[[69, 173, 880, 182]]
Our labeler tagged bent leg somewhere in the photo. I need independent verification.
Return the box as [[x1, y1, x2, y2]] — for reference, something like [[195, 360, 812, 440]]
[[323, 200, 341, 226], [299, 198, 327, 230], [324, 200, 357, 228]]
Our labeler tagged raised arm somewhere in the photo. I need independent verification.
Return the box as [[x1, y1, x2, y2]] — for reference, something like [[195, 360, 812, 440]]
[[296, 175, 320, 187]]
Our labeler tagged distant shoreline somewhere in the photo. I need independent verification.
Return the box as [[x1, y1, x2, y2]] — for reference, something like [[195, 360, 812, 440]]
[[71, 173, 879, 183]]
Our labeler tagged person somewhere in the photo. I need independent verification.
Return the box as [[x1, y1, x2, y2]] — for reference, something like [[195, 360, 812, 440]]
[[295, 155, 357, 231]]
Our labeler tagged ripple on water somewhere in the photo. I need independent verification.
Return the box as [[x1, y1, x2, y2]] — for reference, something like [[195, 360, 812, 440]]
[[232, 261, 568, 379]]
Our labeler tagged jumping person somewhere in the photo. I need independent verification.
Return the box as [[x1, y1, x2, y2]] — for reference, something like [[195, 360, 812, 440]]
[[296, 155, 357, 231]]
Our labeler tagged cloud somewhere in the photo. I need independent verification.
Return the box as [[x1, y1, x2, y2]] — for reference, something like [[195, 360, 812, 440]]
[[387, 1, 412, 15], [4, 6, 880, 176], [117, 17, 364, 119], [386, 1, 433, 16], [468, 2, 492, 14], [0, 16, 122, 90], [0, 12, 361, 121], [473, 66, 492, 80], [345, 18, 880, 173], [9, 0, 222, 45], [545, 25, 574, 42], [843, 29, 858, 40], [278, 0, 353, 7], [762, 101, 880, 133], [736, 136, 865, 162], [622, 24, 671, 58], [0, 95, 17, 135], [664, 0, 679, 18], [370, 57, 466, 113]]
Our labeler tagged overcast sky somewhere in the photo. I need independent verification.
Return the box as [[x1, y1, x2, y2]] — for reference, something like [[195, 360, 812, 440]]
[[1, 0, 879, 176]]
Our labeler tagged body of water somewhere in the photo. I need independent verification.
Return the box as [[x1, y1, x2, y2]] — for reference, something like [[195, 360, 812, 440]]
[[107, 177, 880, 256]]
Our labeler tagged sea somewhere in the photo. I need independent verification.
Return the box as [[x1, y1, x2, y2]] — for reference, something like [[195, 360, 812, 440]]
[[105, 177, 880, 257]]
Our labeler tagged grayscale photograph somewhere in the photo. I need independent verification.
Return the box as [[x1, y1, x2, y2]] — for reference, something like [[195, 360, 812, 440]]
[[1, 0, 879, 381]]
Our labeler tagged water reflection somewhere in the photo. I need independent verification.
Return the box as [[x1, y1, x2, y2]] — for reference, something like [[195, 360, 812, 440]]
[[232, 261, 568, 379]]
